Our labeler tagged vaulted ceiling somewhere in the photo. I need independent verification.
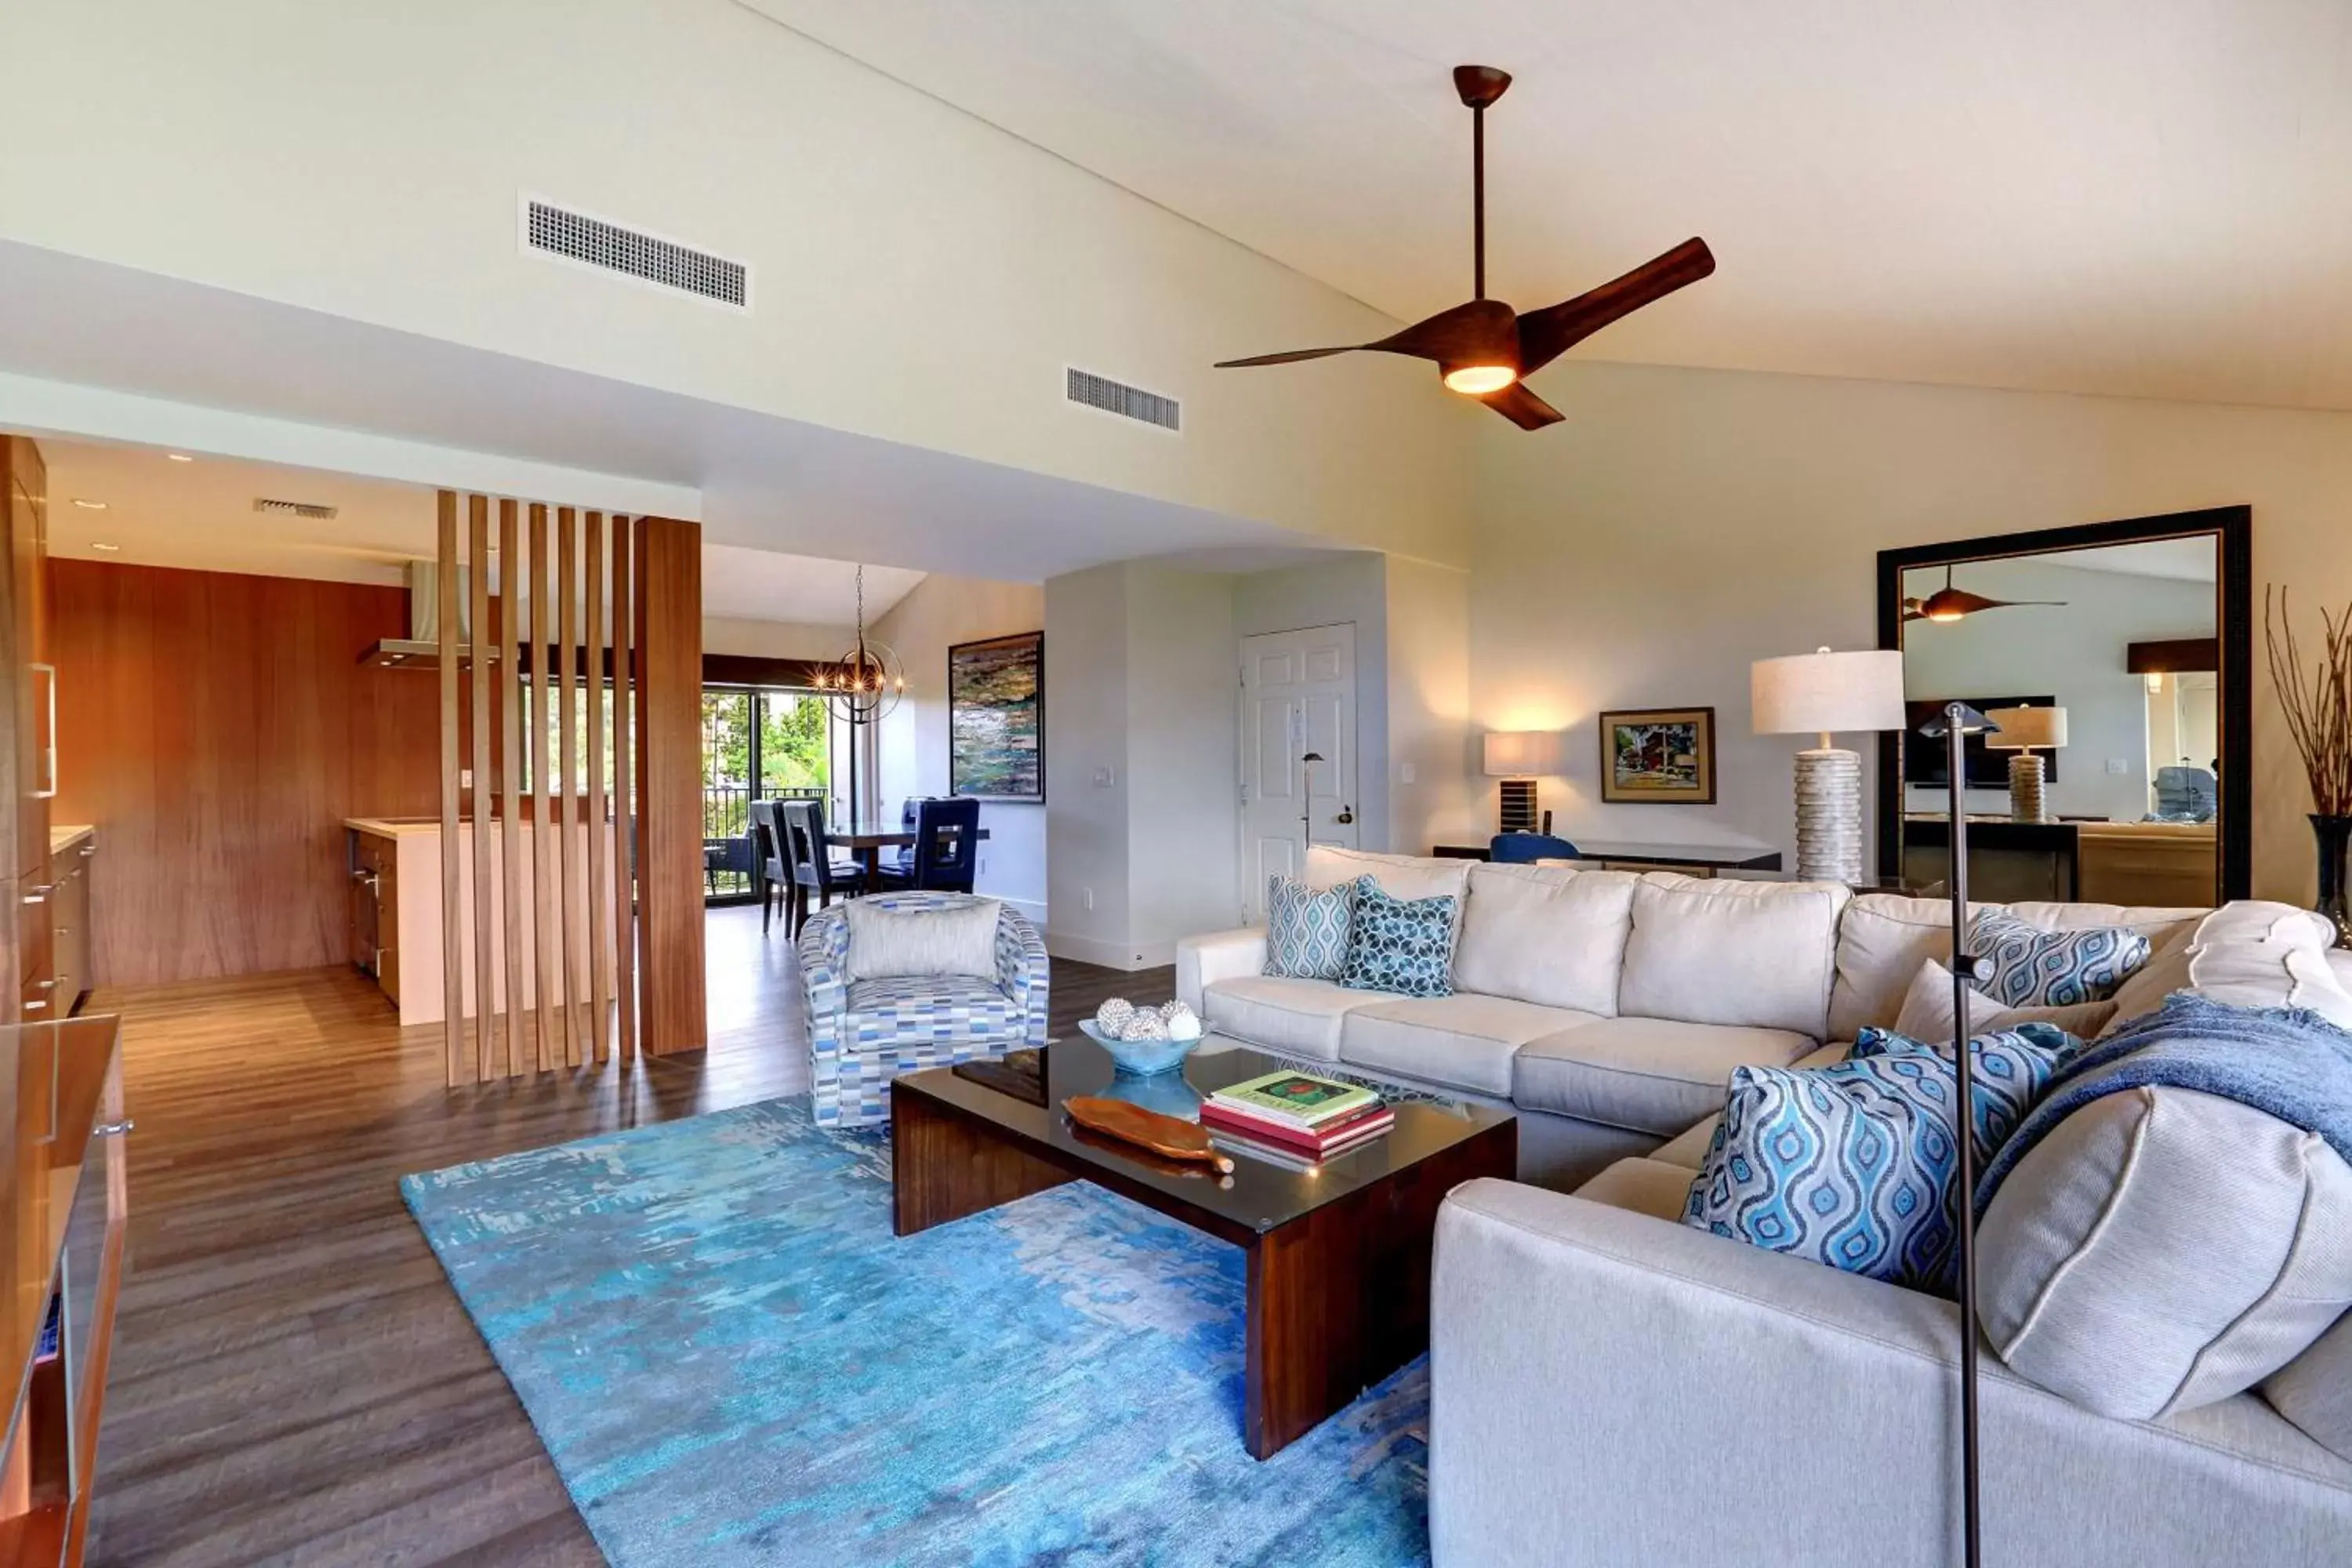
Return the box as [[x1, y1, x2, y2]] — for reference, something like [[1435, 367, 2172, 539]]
[[745, 0, 2352, 412]]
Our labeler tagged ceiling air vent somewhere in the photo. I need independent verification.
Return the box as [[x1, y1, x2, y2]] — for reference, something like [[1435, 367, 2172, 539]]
[[1066, 367, 1181, 434], [254, 497, 339, 521], [522, 197, 750, 310]]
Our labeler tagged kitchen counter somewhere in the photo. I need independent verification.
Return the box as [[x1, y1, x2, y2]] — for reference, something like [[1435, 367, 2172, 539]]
[[50, 823, 93, 855], [347, 815, 619, 1027]]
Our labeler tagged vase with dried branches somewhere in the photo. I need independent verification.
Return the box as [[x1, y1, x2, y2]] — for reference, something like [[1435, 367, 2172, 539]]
[[2265, 586, 2352, 946]]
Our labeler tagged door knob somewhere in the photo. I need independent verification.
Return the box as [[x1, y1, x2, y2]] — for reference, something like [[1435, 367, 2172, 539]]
[[1334, 805, 1356, 826]]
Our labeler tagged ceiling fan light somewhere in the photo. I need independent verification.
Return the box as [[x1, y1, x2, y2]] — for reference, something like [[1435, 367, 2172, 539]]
[[1443, 363, 1518, 395]]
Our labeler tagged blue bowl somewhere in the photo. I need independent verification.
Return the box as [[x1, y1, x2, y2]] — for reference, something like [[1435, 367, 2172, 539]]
[[1077, 1019, 1201, 1076]]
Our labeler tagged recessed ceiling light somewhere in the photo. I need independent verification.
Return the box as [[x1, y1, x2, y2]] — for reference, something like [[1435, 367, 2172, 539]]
[[90, 543, 121, 553], [165, 453, 194, 463], [71, 499, 107, 510]]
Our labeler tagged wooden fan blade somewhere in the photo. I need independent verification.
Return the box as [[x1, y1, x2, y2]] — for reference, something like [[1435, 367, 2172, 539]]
[[1919, 587, 2069, 619], [1370, 298, 1519, 365], [1479, 382, 1565, 430], [1515, 238, 1715, 376], [1214, 345, 1362, 368]]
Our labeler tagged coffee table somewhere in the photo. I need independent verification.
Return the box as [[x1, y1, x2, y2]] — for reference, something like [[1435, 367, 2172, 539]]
[[890, 1036, 1517, 1458]]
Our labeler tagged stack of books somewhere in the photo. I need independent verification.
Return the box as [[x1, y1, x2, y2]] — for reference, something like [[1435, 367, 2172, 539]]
[[1198, 1069, 1393, 1170]]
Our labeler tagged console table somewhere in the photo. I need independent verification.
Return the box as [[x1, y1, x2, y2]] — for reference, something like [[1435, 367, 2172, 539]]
[[1432, 840, 1784, 875]]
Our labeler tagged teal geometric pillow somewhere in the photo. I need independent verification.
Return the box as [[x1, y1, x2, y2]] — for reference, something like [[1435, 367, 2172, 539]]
[[1682, 1022, 2081, 1295], [1265, 876, 1354, 981], [1338, 877, 1457, 999], [1969, 909, 2150, 1008]]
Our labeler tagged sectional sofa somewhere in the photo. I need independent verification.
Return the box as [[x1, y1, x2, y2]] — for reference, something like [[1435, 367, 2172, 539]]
[[1174, 845, 2352, 1566]]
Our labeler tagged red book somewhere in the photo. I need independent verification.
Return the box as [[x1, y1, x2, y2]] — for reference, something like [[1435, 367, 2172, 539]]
[[1200, 1100, 1392, 1154], [1208, 1116, 1394, 1169]]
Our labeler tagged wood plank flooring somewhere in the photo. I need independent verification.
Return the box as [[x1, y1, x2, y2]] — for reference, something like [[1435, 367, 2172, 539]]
[[83, 905, 1175, 1566]]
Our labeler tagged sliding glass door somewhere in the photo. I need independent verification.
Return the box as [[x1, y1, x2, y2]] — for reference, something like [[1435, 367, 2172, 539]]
[[700, 688, 832, 903]]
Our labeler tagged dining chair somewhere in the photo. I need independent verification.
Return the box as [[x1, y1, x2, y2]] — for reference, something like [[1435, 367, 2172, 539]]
[[779, 798, 864, 936], [748, 800, 791, 935], [880, 797, 980, 893], [1490, 830, 1580, 863]]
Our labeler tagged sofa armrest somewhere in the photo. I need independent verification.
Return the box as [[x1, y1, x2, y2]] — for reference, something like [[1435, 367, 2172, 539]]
[[994, 905, 1051, 1046], [1176, 926, 1268, 1013], [797, 906, 853, 1061], [1431, 1180, 2352, 1568]]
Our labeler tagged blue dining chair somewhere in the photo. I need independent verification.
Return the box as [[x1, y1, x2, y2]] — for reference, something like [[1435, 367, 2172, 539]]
[[1490, 831, 1579, 863]]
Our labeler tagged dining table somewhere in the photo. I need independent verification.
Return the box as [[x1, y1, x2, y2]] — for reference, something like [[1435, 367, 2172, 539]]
[[826, 822, 992, 884]]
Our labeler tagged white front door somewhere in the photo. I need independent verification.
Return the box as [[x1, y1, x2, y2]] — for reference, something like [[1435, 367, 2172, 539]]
[[1239, 623, 1358, 924]]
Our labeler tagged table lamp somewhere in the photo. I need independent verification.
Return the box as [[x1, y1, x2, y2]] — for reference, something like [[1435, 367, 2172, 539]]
[[1983, 704, 2067, 822], [1750, 648, 1906, 884], [1482, 731, 1565, 833]]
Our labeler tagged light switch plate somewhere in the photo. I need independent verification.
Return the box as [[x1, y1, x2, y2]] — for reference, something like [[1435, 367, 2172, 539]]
[[2106, 757, 2129, 775], [1092, 766, 1115, 788], [1400, 761, 1417, 784]]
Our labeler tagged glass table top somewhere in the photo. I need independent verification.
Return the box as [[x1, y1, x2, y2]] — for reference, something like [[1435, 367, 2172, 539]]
[[893, 1036, 1515, 1236]]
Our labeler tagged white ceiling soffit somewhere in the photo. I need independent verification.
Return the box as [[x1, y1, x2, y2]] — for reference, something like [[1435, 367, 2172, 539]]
[[0, 239, 1336, 584], [43, 437, 928, 619], [746, 0, 2352, 412]]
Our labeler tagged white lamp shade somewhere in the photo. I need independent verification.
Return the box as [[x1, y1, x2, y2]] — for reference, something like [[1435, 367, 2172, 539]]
[[1750, 648, 1907, 736], [1984, 705, 2069, 750], [1482, 730, 1566, 777]]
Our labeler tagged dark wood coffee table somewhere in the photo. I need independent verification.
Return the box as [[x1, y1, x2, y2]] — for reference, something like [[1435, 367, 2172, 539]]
[[890, 1037, 1517, 1458]]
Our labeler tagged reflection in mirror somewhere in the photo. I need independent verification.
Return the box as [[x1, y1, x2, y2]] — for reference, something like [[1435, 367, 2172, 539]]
[[1888, 529, 2237, 907]]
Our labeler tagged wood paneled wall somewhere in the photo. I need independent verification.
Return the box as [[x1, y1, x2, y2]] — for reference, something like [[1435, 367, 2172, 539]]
[[635, 517, 706, 1054], [48, 560, 438, 985]]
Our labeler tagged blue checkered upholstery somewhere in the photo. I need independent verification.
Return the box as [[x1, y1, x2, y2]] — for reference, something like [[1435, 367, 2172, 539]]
[[800, 892, 1050, 1127]]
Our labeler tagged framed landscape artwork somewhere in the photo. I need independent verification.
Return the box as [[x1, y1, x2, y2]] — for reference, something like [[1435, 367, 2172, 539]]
[[949, 631, 1045, 802], [1598, 706, 1717, 804]]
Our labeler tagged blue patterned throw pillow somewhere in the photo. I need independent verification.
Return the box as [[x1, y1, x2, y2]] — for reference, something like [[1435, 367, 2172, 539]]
[[1969, 909, 2150, 1008], [1338, 877, 1457, 998], [1265, 876, 1354, 981], [1683, 1022, 2081, 1294]]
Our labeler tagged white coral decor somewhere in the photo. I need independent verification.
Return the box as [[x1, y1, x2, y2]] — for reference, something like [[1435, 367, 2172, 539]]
[[1160, 1000, 1203, 1041], [1121, 1012, 1171, 1042], [1095, 998, 1137, 1035]]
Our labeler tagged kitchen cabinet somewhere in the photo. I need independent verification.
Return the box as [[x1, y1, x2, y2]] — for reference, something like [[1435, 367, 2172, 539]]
[[47, 833, 92, 1018]]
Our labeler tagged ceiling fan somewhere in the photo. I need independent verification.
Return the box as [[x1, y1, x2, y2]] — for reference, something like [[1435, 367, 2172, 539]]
[[1904, 565, 2070, 622], [1214, 65, 1715, 430]]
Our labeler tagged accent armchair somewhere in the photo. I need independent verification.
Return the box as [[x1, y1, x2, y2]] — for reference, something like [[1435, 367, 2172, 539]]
[[798, 892, 1050, 1127]]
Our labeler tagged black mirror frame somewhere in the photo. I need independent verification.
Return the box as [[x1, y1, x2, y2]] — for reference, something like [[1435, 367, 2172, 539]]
[[1875, 505, 2252, 902]]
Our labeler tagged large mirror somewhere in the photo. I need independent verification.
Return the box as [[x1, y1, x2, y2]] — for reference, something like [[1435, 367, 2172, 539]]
[[1876, 506, 2251, 906]]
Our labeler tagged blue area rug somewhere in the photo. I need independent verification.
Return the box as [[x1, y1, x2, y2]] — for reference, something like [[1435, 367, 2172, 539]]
[[400, 1099, 1429, 1567]]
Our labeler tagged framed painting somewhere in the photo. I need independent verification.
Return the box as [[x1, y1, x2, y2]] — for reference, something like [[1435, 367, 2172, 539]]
[[949, 631, 1044, 802], [1598, 707, 1717, 804]]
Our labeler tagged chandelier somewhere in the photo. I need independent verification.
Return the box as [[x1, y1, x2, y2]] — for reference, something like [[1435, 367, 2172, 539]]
[[811, 564, 904, 723]]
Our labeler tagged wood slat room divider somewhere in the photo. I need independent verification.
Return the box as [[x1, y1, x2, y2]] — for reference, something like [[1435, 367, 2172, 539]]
[[431, 491, 661, 1085]]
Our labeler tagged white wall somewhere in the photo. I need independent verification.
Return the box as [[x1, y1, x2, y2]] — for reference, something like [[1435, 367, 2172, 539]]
[[869, 574, 1049, 924], [1469, 359, 2352, 902], [0, 0, 1472, 567], [1044, 561, 1240, 967], [702, 617, 851, 660], [1385, 556, 1478, 854], [1898, 559, 2216, 822]]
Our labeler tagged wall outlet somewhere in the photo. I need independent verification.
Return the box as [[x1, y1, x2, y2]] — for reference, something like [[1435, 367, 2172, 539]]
[[1400, 761, 1417, 784], [1092, 766, 1116, 788], [2106, 757, 2129, 775], [1083, 887, 1095, 912], [459, 768, 474, 789]]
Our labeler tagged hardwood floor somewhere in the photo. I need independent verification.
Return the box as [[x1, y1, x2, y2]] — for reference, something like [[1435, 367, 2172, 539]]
[[83, 905, 1174, 1566]]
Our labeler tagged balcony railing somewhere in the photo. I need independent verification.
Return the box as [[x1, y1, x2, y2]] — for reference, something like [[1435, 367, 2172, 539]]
[[704, 785, 826, 901]]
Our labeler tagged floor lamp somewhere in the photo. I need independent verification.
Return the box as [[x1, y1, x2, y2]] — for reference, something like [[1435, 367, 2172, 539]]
[[1922, 699, 1998, 1568], [1750, 648, 1906, 884]]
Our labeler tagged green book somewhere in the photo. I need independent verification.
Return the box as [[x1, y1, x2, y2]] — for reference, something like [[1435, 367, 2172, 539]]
[[1209, 1069, 1381, 1128]]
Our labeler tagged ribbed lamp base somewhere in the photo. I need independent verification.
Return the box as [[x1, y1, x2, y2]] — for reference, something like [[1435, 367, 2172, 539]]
[[1793, 748, 1864, 885], [2008, 753, 2047, 822]]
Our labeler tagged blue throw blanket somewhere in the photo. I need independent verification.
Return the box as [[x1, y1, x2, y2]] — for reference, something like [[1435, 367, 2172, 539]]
[[1976, 991, 2352, 1214]]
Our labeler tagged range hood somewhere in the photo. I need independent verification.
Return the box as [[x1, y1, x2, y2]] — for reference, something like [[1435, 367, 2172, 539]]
[[361, 563, 488, 669]]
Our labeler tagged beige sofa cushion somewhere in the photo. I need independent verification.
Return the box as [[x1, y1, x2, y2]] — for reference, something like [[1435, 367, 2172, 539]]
[[1200, 975, 1379, 1062], [1892, 958, 2116, 1043], [2101, 902, 2352, 1031], [2265, 1312, 2352, 1464], [1979, 1087, 2352, 1421], [1826, 895, 2206, 1042], [1618, 874, 1849, 1039], [1450, 862, 1639, 1015], [1303, 844, 1470, 904], [1573, 1157, 1700, 1222], [1512, 1015, 1815, 1136], [1340, 993, 1602, 1098]]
